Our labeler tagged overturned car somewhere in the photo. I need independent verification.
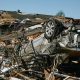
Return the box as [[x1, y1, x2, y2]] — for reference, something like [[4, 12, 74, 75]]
[[42, 17, 80, 79]]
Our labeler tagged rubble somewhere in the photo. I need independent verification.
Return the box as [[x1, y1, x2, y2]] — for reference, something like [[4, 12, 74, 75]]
[[0, 15, 80, 80]]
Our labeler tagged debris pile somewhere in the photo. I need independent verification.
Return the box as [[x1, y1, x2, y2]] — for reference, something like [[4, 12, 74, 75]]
[[0, 14, 80, 80]]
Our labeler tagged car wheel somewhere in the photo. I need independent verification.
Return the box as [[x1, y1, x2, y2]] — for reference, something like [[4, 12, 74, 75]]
[[44, 19, 56, 40]]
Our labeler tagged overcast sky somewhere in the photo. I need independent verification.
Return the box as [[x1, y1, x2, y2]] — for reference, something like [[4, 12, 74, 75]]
[[0, 0, 80, 19]]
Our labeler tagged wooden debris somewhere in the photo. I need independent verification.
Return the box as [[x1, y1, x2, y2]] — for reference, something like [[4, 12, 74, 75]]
[[9, 77, 21, 80], [13, 70, 35, 80]]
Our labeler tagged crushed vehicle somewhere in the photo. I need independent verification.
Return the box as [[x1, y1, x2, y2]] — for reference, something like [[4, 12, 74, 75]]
[[42, 17, 80, 80], [43, 16, 80, 53]]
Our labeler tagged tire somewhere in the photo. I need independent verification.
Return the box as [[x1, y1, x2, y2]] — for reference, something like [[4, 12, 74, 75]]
[[44, 19, 56, 40], [43, 18, 65, 41]]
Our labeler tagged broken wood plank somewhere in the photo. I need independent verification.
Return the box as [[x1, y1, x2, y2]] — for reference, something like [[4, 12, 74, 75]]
[[13, 70, 35, 80]]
